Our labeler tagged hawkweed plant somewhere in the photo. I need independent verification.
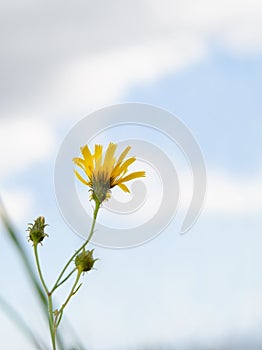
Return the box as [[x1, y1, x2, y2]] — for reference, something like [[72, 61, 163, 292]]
[[27, 142, 145, 350]]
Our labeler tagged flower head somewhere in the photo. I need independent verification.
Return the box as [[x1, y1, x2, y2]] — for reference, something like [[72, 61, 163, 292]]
[[73, 142, 145, 203], [27, 216, 48, 245], [75, 249, 97, 273]]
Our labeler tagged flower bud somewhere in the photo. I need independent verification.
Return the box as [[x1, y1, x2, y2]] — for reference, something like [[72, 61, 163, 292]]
[[27, 216, 48, 245], [75, 249, 97, 273]]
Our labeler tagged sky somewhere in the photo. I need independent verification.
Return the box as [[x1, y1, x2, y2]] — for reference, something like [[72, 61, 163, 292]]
[[0, 1, 262, 349]]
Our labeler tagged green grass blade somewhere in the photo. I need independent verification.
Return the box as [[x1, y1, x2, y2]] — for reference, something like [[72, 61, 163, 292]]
[[0, 294, 48, 350], [0, 198, 65, 349]]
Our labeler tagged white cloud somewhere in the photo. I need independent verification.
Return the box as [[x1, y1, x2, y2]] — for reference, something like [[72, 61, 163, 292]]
[[50, 37, 206, 115], [0, 1, 261, 219], [165, 168, 262, 220], [0, 0, 261, 121], [81, 167, 262, 240], [204, 170, 262, 215], [0, 118, 56, 178], [167, 167, 262, 218], [148, 0, 262, 53], [1, 189, 34, 224]]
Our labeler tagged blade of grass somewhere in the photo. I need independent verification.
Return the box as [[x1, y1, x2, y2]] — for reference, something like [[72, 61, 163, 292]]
[[0, 294, 48, 350], [63, 316, 87, 350], [0, 201, 47, 306], [0, 198, 65, 349]]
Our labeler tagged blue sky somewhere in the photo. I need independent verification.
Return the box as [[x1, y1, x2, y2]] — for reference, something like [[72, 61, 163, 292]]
[[128, 51, 262, 174], [1, 1, 262, 349]]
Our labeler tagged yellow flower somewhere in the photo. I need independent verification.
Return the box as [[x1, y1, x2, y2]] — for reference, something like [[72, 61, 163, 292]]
[[73, 142, 146, 203]]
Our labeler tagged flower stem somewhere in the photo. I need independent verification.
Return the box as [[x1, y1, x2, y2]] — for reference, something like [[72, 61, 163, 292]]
[[33, 244, 49, 296], [47, 294, 56, 350], [34, 244, 56, 350], [51, 200, 100, 292], [53, 268, 77, 290], [54, 270, 82, 331], [33, 200, 100, 350]]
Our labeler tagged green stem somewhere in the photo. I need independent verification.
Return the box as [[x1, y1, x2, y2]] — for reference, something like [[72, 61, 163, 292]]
[[34, 245, 56, 350], [33, 200, 100, 350], [47, 294, 56, 350], [0, 200, 65, 349], [33, 245, 49, 295], [51, 268, 77, 293], [54, 270, 82, 332], [52, 200, 100, 291]]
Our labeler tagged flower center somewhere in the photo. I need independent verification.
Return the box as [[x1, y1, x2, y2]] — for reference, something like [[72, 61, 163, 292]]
[[92, 171, 111, 203]]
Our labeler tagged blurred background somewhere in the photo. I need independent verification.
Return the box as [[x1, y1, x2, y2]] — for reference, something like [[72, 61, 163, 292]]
[[0, 1, 262, 349]]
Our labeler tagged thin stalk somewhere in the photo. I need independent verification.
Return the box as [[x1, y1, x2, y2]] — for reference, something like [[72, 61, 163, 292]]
[[33, 245, 49, 295], [0, 201, 47, 306], [54, 270, 82, 332], [52, 200, 100, 291], [34, 245, 56, 350], [51, 268, 77, 292], [33, 200, 100, 350], [47, 294, 56, 350], [0, 200, 65, 349]]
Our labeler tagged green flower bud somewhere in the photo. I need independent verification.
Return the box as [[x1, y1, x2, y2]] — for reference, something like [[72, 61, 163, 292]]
[[27, 216, 48, 245], [75, 249, 97, 273]]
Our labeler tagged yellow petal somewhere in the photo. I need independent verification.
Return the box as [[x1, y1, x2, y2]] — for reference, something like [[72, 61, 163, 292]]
[[81, 145, 93, 167], [111, 146, 131, 177], [74, 170, 90, 186], [117, 183, 130, 193], [116, 146, 131, 167], [118, 171, 146, 183], [74, 158, 93, 179], [72, 157, 86, 170], [113, 157, 136, 178], [94, 144, 103, 170], [103, 143, 117, 171]]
